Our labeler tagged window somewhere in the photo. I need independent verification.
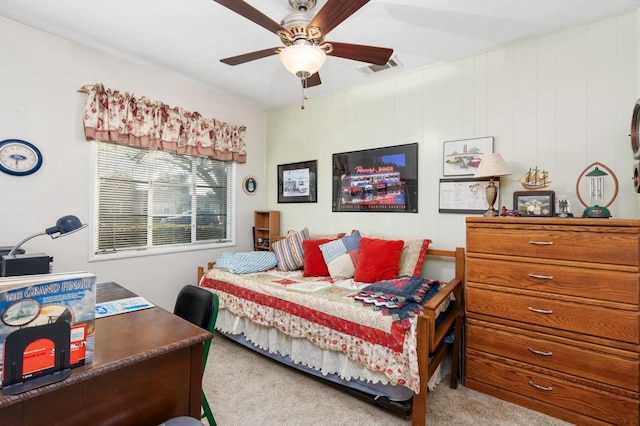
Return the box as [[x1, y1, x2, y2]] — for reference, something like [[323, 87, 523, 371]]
[[94, 142, 233, 256]]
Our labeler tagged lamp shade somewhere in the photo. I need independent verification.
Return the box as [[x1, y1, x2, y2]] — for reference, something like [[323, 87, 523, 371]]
[[474, 153, 512, 178], [279, 45, 327, 78]]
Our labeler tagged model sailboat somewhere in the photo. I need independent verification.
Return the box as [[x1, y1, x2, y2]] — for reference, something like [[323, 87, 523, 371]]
[[518, 167, 551, 189]]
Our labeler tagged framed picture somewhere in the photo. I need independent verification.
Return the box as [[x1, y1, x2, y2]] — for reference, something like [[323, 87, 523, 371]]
[[443, 137, 494, 176], [438, 177, 497, 214], [555, 195, 573, 217], [513, 191, 556, 216], [277, 160, 317, 203], [332, 143, 418, 212]]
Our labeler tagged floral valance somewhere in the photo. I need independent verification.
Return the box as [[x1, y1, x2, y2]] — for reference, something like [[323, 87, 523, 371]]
[[80, 83, 246, 163]]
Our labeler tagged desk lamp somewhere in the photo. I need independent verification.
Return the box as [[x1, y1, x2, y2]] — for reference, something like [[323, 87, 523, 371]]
[[1, 215, 87, 277], [474, 153, 512, 217]]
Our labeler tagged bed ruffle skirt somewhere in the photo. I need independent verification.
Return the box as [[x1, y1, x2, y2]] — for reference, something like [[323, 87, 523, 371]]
[[216, 308, 449, 399]]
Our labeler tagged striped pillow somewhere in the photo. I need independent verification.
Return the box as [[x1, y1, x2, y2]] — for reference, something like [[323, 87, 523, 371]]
[[214, 251, 278, 274], [273, 227, 310, 271]]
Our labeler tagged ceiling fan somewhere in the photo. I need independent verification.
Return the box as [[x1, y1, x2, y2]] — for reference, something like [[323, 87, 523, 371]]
[[213, 0, 393, 90]]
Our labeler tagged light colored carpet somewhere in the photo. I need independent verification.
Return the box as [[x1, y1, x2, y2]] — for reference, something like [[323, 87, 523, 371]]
[[201, 333, 573, 425]]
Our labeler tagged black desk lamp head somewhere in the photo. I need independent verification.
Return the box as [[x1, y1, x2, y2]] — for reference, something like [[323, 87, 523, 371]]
[[46, 215, 87, 239]]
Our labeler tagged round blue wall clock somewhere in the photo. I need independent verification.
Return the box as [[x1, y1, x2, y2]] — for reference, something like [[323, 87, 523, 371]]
[[0, 139, 43, 176]]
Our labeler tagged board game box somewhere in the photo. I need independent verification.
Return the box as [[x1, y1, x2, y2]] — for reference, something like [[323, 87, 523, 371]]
[[0, 272, 96, 387]]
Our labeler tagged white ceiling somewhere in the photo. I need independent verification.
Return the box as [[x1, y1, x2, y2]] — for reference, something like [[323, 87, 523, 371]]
[[1, 0, 639, 110]]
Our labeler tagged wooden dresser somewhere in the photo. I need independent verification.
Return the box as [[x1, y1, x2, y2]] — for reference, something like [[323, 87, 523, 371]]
[[465, 217, 640, 425]]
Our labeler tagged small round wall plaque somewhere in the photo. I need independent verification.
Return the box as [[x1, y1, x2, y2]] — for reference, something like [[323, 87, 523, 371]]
[[242, 175, 257, 195]]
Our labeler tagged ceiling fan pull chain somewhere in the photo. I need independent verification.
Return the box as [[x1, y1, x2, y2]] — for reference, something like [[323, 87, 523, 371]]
[[300, 77, 307, 109]]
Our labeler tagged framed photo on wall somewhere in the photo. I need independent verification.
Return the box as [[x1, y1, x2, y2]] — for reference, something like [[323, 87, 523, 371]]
[[443, 137, 494, 176], [438, 177, 497, 214], [332, 143, 418, 213], [277, 160, 317, 203], [513, 191, 555, 216]]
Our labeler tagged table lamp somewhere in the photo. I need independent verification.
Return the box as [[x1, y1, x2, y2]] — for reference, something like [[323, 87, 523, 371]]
[[474, 153, 512, 217]]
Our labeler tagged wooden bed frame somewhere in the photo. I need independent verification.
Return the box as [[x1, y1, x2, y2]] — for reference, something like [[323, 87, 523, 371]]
[[197, 245, 465, 426]]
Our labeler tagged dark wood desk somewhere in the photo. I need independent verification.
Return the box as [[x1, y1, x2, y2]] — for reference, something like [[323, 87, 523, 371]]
[[0, 282, 213, 426]]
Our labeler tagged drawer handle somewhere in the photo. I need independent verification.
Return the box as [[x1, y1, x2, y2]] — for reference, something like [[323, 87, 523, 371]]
[[528, 347, 553, 356], [528, 241, 554, 245], [528, 307, 553, 314], [528, 273, 553, 280], [528, 380, 553, 391]]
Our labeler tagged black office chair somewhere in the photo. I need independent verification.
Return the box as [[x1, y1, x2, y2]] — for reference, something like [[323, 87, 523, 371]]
[[174, 285, 219, 426]]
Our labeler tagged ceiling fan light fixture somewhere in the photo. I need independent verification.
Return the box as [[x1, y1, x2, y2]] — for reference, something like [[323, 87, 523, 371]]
[[279, 45, 326, 79]]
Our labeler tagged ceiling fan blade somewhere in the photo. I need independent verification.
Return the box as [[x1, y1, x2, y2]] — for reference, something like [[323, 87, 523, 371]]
[[303, 72, 322, 88], [213, 0, 287, 35], [220, 47, 279, 65], [307, 0, 370, 36], [327, 42, 393, 66]]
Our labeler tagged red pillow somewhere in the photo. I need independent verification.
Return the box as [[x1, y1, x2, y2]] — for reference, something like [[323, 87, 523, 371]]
[[354, 237, 404, 283], [302, 239, 333, 277]]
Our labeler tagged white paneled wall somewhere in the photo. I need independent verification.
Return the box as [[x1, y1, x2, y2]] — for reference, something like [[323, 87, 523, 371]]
[[266, 11, 639, 258]]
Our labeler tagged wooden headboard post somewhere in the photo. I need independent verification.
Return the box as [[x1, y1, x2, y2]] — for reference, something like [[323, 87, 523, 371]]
[[425, 246, 466, 303], [413, 246, 465, 426]]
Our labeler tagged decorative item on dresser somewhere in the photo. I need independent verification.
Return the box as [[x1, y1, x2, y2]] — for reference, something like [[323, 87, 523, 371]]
[[576, 162, 619, 218], [465, 217, 640, 425], [473, 153, 512, 217], [512, 191, 555, 217], [253, 210, 279, 251], [517, 166, 551, 190]]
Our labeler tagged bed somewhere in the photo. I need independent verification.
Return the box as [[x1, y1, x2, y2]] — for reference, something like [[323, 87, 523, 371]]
[[197, 230, 464, 425]]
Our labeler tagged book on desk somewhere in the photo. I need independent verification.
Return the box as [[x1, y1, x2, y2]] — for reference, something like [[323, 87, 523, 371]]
[[0, 271, 96, 394]]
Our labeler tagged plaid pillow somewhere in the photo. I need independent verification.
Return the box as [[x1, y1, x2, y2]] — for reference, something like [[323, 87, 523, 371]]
[[319, 230, 361, 280]]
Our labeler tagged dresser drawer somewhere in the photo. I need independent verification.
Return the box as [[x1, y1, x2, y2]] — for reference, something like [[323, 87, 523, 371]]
[[466, 352, 639, 425], [466, 227, 640, 266], [466, 257, 640, 304], [466, 320, 640, 391], [466, 287, 640, 343]]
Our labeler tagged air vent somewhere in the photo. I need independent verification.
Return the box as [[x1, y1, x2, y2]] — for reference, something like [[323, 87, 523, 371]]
[[357, 55, 402, 75]]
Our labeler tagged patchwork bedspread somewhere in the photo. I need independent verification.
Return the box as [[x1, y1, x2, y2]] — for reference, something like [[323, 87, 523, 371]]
[[200, 268, 451, 393]]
